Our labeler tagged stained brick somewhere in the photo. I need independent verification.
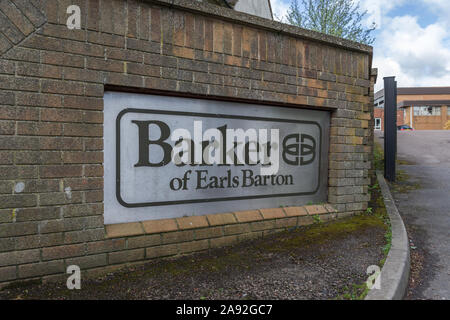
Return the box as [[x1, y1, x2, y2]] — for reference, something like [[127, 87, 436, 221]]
[[150, 6, 161, 43], [108, 248, 144, 264], [0, 75, 40, 91], [162, 230, 194, 244], [0, 120, 14, 135], [41, 80, 84, 95], [0, 91, 14, 105], [86, 238, 125, 254], [0, 33, 12, 54], [233, 210, 263, 223], [0, 249, 40, 267], [18, 260, 64, 278], [84, 190, 102, 203], [17, 122, 63, 136], [42, 243, 85, 260], [15, 207, 60, 222], [146, 244, 177, 258], [259, 208, 286, 220], [195, 227, 223, 240], [0, 194, 37, 209], [224, 223, 251, 235], [13, 234, 39, 250], [66, 254, 107, 269], [63, 123, 103, 137], [63, 178, 103, 191], [176, 216, 209, 230], [42, 51, 84, 68], [84, 165, 103, 177], [142, 218, 178, 234], [39, 217, 86, 234], [64, 228, 104, 244], [0, 151, 13, 164], [127, 234, 161, 249], [305, 205, 329, 215], [178, 239, 209, 253], [0, 10, 25, 44], [206, 213, 236, 226], [105, 222, 144, 238], [0, 265, 16, 281], [275, 217, 298, 229], [39, 165, 82, 178], [63, 203, 102, 218]]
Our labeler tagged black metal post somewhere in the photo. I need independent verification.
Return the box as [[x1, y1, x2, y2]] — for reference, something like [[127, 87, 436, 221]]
[[384, 77, 397, 182]]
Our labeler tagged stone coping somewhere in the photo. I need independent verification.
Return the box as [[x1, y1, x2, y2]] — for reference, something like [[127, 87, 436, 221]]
[[105, 204, 337, 238], [145, 0, 373, 55]]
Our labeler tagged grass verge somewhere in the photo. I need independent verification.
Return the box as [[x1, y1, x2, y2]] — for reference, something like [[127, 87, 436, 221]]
[[335, 142, 391, 300]]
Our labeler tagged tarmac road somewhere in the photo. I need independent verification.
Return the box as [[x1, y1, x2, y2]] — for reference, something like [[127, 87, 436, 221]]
[[376, 130, 450, 300]]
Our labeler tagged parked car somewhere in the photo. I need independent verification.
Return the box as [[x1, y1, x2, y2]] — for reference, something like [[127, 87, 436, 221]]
[[397, 125, 414, 131]]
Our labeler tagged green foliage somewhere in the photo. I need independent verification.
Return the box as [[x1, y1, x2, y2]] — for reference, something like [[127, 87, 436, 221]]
[[336, 283, 369, 300], [336, 174, 391, 299], [285, 0, 376, 45], [382, 229, 392, 257], [312, 214, 322, 224], [373, 141, 384, 171]]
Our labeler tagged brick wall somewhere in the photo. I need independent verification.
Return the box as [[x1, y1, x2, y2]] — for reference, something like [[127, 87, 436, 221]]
[[0, 0, 373, 286], [374, 107, 405, 131]]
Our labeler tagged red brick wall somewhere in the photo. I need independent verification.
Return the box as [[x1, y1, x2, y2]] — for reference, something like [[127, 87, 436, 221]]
[[0, 0, 373, 285], [374, 108, 404, 131]]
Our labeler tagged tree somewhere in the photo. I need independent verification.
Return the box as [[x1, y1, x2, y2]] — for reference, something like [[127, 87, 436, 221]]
[[285, 0, 376, 45]]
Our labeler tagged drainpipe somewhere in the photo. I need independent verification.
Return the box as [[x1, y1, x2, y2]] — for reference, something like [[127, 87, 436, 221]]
[[410, 106, 413, 128]]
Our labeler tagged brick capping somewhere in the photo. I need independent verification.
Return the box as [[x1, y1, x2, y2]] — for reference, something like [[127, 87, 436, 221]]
[[105, 204, 337, 239], [147, 0, 373, 55]]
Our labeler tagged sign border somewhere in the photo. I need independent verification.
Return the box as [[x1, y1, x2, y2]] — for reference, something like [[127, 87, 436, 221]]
[[116, 108, 323, 208]]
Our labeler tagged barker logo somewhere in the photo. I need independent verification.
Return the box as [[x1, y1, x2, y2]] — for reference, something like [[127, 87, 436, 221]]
[[131, 120, 316, 176], [114, 108, 323, 208], [103, 92, 329, 224]]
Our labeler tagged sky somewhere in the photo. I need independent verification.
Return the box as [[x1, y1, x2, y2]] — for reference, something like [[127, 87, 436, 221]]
[[270, 0, 450, 91]]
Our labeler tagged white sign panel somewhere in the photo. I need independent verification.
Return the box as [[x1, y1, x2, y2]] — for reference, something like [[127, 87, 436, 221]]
[[104, 92, 329, 224]]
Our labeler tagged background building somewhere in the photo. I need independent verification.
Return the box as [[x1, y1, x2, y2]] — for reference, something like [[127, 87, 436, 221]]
[[374, 87, 450, 130], [374, 90, 404, 131]]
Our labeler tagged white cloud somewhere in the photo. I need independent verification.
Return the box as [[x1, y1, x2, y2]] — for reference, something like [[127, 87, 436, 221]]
[[270, 0, 450, 91], [373, 15, 450, 90], [422, 0, 450, 13], [270, 0, 291, 22], [271, 0, 405, 27], [359, 0, 406, 28], [422, 0, 450, 26]]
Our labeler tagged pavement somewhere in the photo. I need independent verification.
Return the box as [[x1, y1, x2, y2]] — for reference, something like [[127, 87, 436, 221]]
[[375, 130, 450, 300]]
